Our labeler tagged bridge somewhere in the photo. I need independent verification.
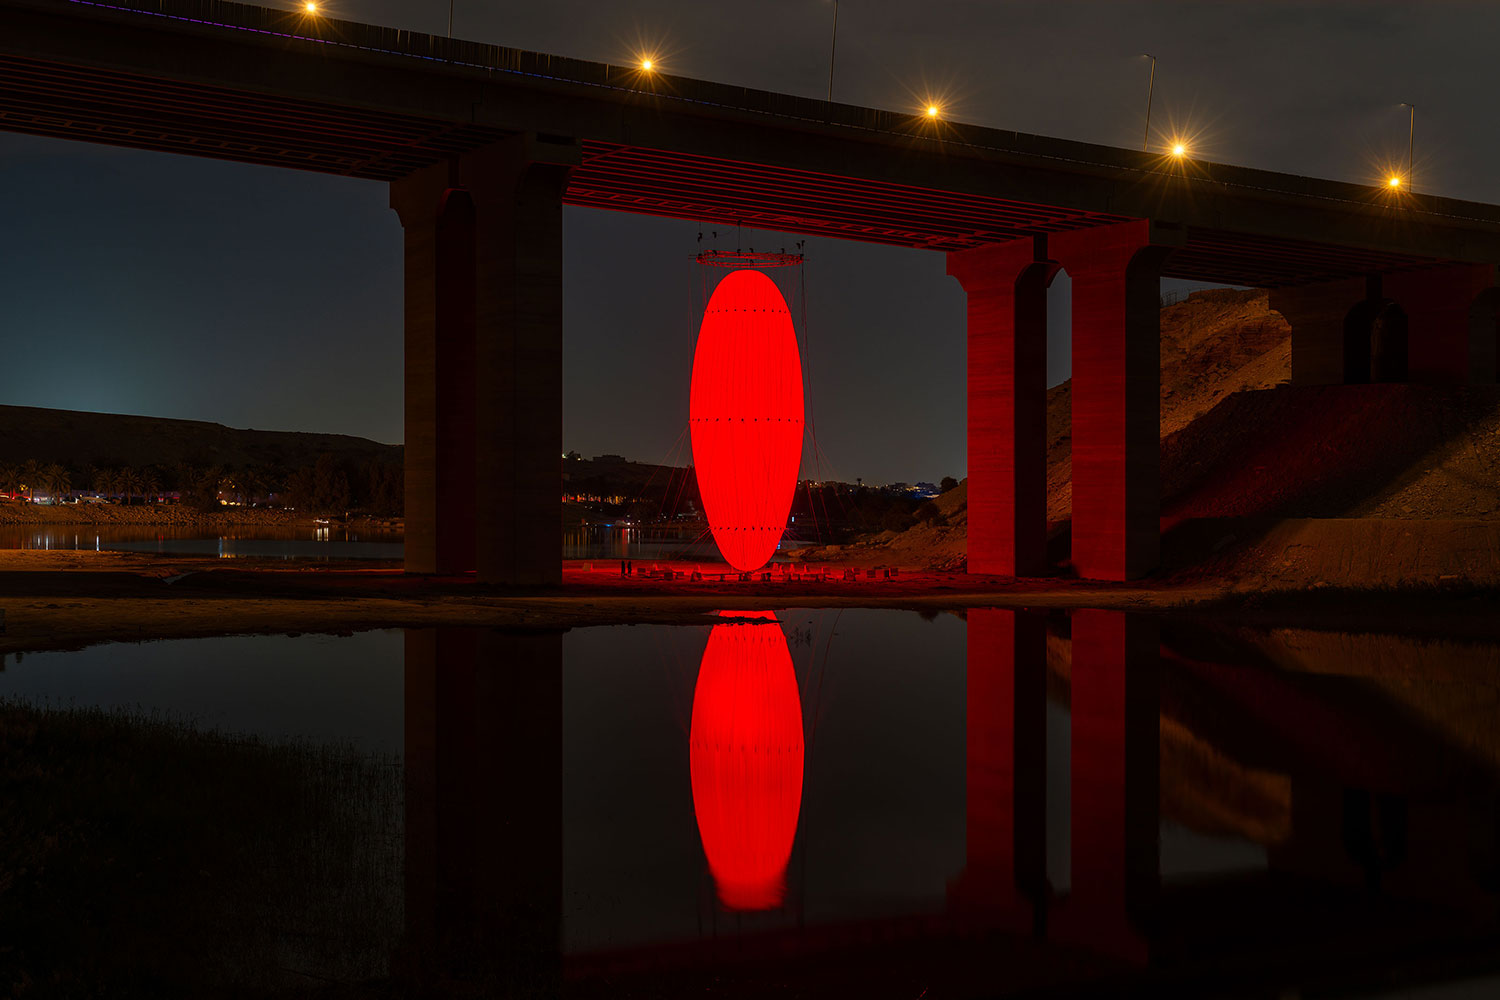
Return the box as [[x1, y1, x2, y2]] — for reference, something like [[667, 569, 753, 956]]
[[4, 0, 1499, 581]]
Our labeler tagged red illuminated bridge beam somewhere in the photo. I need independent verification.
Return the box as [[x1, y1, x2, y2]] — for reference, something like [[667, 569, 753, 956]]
[[4, 0, 1500, 283]]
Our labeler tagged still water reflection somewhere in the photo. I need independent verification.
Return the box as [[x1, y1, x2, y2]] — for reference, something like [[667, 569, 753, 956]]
[[3, 611, 1500, 996]]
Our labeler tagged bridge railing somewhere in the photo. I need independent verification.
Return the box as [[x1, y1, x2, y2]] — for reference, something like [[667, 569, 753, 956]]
[[65, 0, 917, 136]]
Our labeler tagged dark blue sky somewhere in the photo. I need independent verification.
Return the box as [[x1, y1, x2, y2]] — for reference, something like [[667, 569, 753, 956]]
[[4, 1, 1498, 484]]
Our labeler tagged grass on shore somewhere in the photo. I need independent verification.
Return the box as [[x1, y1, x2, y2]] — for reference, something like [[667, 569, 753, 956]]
[[0, 700, 403, 998]]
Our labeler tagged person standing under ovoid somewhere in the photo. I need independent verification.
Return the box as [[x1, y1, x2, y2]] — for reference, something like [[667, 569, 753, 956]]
[[627, 559, 633, 577], [621, 559, 627, 577]]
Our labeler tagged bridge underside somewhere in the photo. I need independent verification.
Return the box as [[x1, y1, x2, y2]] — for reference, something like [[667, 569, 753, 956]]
[[0, 44, 1460, 288]]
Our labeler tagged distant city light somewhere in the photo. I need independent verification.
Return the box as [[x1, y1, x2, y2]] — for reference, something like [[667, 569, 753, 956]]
[[1388, 175, 1403, 188], [925, 104, 940, 119], [1171, 142, 1187, 157], [304, 2, 317, 11]]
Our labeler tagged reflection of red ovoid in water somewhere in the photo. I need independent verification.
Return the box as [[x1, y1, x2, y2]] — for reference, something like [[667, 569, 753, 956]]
[[689, 268, 805, 573], [689, 611, 805, 910]]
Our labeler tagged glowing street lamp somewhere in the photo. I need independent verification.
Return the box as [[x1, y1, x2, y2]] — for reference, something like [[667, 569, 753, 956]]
[[1388, 175, 1403, 189], [303, 1, 317, 12], [925, 103, 941, 119], [1171, 141, 1187, 158]]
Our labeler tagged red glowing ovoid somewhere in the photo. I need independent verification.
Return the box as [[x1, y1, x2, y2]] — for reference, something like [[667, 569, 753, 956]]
[[690, 268, 805, 573], [689, 611, 805, 910]]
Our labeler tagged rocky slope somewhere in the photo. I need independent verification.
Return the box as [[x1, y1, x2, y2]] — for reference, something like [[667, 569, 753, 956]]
[[798, 287, 1500, 584]]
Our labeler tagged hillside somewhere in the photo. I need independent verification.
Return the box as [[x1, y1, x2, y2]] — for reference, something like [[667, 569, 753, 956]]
[[0, 404, 402, 472], [798, 287, 1500, 582]]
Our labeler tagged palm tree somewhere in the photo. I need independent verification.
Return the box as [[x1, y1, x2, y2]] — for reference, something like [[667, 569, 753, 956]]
[[193, 465, 227, 510], [40, 464, 70, 502], [0, 465, 18, 499], [237, 467, 268, 507], [19, 460, 41, 501], [119, 467, 144, 506]]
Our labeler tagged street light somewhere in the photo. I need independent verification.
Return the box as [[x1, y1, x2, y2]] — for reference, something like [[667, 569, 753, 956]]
[[1171, 141, 1187, 158], [1143, 54, 1157, 151], [925, 103, 941, 119], [304, 1, 317, 12], [641, 57, 655, 71], [827, 0, 839, 103], [1399, 102, 1416, 188]]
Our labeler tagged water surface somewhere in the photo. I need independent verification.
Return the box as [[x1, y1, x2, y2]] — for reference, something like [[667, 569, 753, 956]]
[[4, 610, 1500, 996]]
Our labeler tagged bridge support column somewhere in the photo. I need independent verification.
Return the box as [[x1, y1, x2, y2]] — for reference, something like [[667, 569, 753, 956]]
[[1383, 264, 1498, 384], [392, 168, 478, 574], [400, 627, 563, 990], [1048, 221, 1179, 581], [1053, 609, 1159, 963], [948, 609, 1047, 929], [1269, 276, 1373, 386], [391, 135, 578, 583], [947, 240, 1053, 576]]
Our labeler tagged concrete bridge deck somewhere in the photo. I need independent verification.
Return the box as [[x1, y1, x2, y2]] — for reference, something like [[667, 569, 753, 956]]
[[5, 0, 1500, 284]]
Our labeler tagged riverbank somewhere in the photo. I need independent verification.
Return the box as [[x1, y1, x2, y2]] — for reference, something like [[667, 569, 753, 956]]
[[0, 502, 401, 530], [1, 549, 1496, 658]]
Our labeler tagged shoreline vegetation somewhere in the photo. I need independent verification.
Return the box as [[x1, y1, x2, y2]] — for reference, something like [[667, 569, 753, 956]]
[[0, 698, 403, 993], [0, 502, 402, 529]]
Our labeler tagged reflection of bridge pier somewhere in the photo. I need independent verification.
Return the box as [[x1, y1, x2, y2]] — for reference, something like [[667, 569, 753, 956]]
[[1052, 610, 1161, 962], [950, 608, 1047, 932], [957, 608, 1161, 962], [400, 627, 564, 993]]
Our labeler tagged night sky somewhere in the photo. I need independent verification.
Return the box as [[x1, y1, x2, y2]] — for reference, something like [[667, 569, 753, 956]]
[[4, 1, 1499, 484]]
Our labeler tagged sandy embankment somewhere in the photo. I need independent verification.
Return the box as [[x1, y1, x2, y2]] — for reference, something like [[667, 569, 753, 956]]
[[795, 289, 1500, 594]]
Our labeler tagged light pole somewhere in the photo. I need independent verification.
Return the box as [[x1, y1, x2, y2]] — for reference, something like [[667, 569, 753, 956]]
[[827, 0, 839, 103], [1400, 102, 1415, 186], [448, 0, 454, 38], [1142, 54, 1156, 151]]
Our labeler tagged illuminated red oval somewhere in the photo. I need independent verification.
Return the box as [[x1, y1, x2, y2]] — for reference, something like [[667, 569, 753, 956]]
[[690, 269, 805, 573], [689, 611, 805, 911]]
